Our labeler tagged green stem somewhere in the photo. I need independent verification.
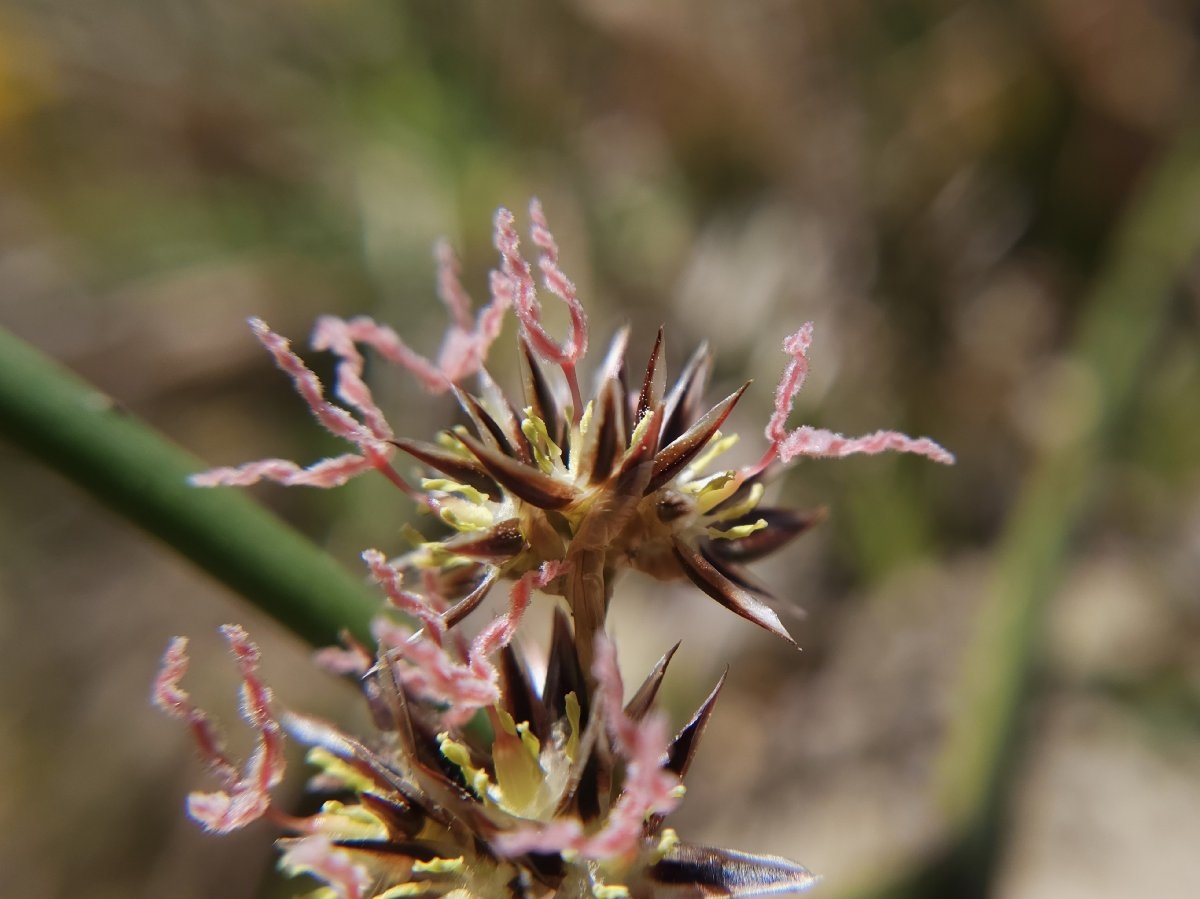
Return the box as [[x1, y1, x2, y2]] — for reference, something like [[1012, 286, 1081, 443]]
[[838, 123, 1200, 899], [0, 327, 379, 648], [938, 123, 1200, 880]]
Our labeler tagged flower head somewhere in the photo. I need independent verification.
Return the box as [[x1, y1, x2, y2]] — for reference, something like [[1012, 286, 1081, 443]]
[[160, 612, 818, 897], [159, 200, 953, 897]]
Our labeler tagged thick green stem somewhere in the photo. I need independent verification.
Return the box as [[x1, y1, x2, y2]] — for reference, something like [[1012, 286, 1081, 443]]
[[0, 327, 379, 648]]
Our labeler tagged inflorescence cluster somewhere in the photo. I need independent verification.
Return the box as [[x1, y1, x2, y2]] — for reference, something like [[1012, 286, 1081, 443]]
[[155, 200, 952, 898]]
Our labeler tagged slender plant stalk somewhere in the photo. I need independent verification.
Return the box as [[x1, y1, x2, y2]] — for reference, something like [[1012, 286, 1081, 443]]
[[0, 327, 378, 648], [838, 124, 1200, 899]]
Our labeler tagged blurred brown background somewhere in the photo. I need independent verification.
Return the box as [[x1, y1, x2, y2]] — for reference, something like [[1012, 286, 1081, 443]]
[[2, 1, 1200, 897]]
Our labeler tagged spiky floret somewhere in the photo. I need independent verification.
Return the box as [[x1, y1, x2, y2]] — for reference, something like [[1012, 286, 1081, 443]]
[[160, 200, 953, 898], [157, 614, 818, 898], [190, 202, 950, 658]]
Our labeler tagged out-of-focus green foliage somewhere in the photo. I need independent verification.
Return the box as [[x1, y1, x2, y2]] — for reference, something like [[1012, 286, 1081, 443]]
[[1, 2, 1199, 898]]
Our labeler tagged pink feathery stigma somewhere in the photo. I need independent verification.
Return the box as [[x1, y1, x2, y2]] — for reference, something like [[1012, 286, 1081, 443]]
[[420, 567, 453, 615], [778, 426, 956, 465], [380, 565, 564, 725], [587, 635, 681, 852], [575, 713, 679, 860], [468, 568, 533, 662], [361, 549, 444, 638], [754, 323, 955, 472], [152, 626, 286, 833], [152, 637, 238, 784], [495, 634, 680, 862], [252, 318, 380, 446], [370, 615, 416, 653], [310, 317, 394, 441], [312, 643, 373, 678], [434, 238, 513, 384], [495, 204, 589, 392], [311, 631, 375, 679], [529, 198, 588, 364], [592, 631, 637, 753], [469, 560, 564, 660], [308, 242, 510, 396], [279, 835, 370, 899], [470, 561, 564, 658], [190, 453, 379, 489], [330, 314, 454, 393], [473, 266, 513, 362], [388, 634, 500, 726], [372, 612, 498, 723], [190, 318, 401, 490], [765, 323, 814, 448], [435, 238, 476, 331], [493, 819, 588, 858], [592, 729, 680, 850]]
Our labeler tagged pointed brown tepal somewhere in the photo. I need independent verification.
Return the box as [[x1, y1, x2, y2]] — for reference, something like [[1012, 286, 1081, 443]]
[[705, 507, 827, 565], [434, 516, 523, 556], [455, 431, 578, 510], [699, 544, 776, 598], [390, 437, 502, 500], [670, 537, 796, 646], [666, 668, 726, 779], [580, 375, 623, 485], [439, 519, 527, 561], [620, 403, 662, 476], [542, 607, 589, 725], [451, 386, 517, 457], [594, 324, 631, 395], [624, 641, 680, 722], [647, 842, 819, 896], [477, 368, 533, 464], [661, 340, 712, 447], [499, 643, 548, 743], [637, 327, 666, 423], [610, 405, 662, 506], [357, 792, 424, 841], [646, 383, 750, 495], [328, 838, 445, 864], [440, 568, 498, 629], [283, 712, 429, 815], [519, 338, 563, 448], [644, 666, 726, 842]]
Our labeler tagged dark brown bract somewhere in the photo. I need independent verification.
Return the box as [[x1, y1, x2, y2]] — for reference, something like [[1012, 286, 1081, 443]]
[[392, 325, 824, 667]]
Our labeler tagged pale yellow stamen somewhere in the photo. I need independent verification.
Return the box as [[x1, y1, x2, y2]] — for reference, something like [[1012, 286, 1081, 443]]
[[683, 431, 739, 480], [412, 856, 464, 875], [707, 482, 764, 523], [306, 746, 376, 794], [521, 409, 564, 473], [706, 518, 767, 540], [422, 478, 490, 505], [439, 733, 492, 798]]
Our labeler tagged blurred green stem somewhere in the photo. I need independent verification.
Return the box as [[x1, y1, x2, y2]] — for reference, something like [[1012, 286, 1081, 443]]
[[841, 124, 1200, 899], [0, 328, 378, 648]]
